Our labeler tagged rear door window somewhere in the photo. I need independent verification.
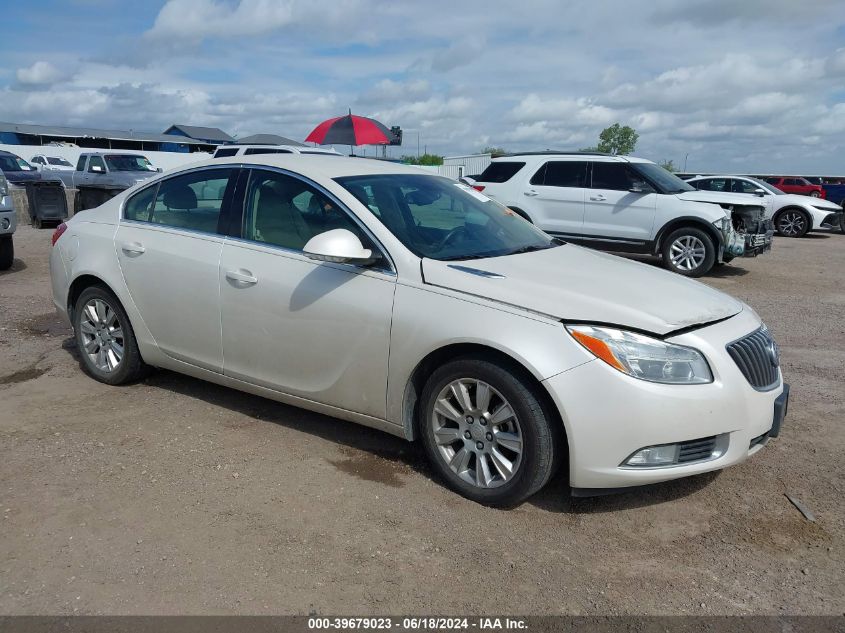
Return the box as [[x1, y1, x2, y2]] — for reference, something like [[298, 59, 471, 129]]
[[531, 161, 587, 187], [477, 162, 526, 183], [243, 148, 293, 155], [695, 178, 728, 192], [129, 168, 235, 234]]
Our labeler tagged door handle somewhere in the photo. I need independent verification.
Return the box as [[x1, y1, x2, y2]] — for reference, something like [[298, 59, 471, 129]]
[[225, 269, 258, 285], [524, 190, 539, 197], [120, 242, 145, 255], [589, 194, 607, 201]]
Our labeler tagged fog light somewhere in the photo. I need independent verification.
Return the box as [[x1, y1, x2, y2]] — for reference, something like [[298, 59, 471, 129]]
[[0, 218, 9, 230], [624, 444, 678, 467]]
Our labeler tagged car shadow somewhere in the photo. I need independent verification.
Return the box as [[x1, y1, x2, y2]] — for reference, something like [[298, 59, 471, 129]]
[[704, 263, 749, 278], [0, 258, 28, 276], [57, 336, 719, 509]]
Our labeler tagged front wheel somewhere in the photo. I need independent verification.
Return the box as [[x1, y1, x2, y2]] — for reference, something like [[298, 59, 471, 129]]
[[810, 191, 821, 198], [661, 227, 716, 277], [73, 285, 149, 385], [775, 209, 810, 237], [0, 236, 13, 271], [419, 357, 559, 507]]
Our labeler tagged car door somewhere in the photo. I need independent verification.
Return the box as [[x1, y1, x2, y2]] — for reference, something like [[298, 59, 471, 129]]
[[520, 160, 586, 236], [219, 168, 396, 419], [584, 161, 657, 244], [115, 166, 238, 372]]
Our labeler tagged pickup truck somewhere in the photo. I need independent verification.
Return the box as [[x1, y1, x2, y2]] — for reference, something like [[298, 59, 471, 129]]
[[56, 152, 161, 213], [0, 172, 16, 270]]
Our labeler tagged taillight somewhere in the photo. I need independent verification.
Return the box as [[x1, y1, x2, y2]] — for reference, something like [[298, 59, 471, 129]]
[[52, 222, 68, 246], [472, 185, 485, 192]]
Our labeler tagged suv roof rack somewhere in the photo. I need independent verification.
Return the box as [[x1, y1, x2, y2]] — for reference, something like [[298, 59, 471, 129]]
[[500, 150, 615, 157]]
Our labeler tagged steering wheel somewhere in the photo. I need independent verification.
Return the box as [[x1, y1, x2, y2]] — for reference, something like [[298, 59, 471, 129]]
[[434, 225, 471, 252]]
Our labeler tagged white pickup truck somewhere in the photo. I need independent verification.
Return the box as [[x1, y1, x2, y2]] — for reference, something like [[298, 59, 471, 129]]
[[0, 172, 16, 270]]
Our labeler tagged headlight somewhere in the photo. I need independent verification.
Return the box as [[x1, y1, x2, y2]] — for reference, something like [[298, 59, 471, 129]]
[[566, 325, 713, 384], [0, 175, 7, 196]]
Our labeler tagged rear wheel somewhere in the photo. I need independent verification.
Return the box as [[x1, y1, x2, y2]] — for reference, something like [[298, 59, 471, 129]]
[[810, 191, 821, 198], [73, 285, 148, 385], [419, 357, 559, 507], [661, 227, 716, 277], [0, 236, 13, 270], [775, 209, 810, 237]]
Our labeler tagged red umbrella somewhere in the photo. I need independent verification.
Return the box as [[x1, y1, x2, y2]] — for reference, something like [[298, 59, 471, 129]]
[[305, 111, 392, 146]]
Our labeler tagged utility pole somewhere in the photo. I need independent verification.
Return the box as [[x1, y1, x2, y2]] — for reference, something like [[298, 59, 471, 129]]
[[684, 153, 690, 172]]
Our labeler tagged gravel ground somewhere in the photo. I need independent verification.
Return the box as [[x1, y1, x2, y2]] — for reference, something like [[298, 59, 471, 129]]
[[0, 223, 843, 615]]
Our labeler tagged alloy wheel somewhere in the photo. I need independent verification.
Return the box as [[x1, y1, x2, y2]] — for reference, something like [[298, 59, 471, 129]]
[[430, 378, 523, 489], [79, 298, 125, 372], [778, 211, 807, 237], [669, 235, 706, 271]]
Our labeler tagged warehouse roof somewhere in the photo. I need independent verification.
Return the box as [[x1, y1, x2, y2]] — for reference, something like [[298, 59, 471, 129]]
[[234, 133, 305, 146], [164, 124, 234, 143], [0, 120, 212, 146]]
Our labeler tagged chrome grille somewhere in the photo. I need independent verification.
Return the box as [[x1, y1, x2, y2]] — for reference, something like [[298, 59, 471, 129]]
[[677, 436, 717, 463], [726, 327, 780, 391]]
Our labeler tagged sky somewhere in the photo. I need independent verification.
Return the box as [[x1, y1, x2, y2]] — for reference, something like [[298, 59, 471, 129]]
[[1, 0, 844, 172]]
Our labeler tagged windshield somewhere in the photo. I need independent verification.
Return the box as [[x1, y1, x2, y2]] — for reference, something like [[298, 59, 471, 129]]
[[104, 154, 156, 172], [47, 157, 72, 166], [746, 177, 784, 195], [0, 155, 33, 172], [633, 163, 694, 193], [334, 174, 557, 260]]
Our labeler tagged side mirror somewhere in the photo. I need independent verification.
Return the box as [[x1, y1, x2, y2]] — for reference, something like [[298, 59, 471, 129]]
[[629, 181, 653, 194], [753, 188, 766, 196], [90, 165, 104, 173], [303, 229, 374, 265], [156, 167, 163, 173]]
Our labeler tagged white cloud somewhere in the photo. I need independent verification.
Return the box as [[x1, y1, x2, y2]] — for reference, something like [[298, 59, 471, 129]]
[[16, 61, 62, 85], [147, 0, 296, 40]]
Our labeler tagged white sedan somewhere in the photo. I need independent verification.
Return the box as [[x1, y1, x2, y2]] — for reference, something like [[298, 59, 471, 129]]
[[687, 175, 843, 237], [49, 155, 788, 506]]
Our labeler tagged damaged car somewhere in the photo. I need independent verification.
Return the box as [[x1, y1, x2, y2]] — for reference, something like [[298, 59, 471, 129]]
[[473, 152, 773, 276], [49, 155, 788, 506]]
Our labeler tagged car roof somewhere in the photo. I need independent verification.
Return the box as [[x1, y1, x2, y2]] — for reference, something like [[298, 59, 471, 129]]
[[178, 154, 433, 179], [493, 152, 652, 164]]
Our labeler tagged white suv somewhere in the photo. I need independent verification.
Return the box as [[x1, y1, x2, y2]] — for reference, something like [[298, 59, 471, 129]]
[[212, 144, 341, 158], [475, 153, 773, 277]]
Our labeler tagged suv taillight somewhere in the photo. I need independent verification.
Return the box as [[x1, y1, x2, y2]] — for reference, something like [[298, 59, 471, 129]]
[[472, 185, 485, 192], [52, 222, 68, 246]]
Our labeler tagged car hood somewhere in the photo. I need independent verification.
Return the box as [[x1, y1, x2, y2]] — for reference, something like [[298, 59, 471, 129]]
[[778, 193, 841, 210], [675, 190, 762, 208], [3, 171, 41, 184], [421, 245, 744, 336]]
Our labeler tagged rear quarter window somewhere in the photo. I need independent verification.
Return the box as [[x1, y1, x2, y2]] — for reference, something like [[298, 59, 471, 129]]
[[477, 162, 526, 183]]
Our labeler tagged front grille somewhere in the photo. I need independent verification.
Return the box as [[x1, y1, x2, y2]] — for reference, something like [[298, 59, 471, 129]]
[[726, 327, 780, 391], [749, 431, 769, 449], [677, 436, 717, 463]]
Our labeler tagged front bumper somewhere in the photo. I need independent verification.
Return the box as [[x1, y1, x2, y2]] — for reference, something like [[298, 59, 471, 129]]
[[820, 211, 843, 230], [543, 309, 786, 490]]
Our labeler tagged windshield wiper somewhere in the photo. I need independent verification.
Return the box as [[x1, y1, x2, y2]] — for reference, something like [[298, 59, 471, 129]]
[[438, 253, 490, 261], [502, 243, 559, 256]]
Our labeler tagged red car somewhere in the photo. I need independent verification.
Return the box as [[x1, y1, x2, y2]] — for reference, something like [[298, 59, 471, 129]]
[[765, 176, 826, 198]]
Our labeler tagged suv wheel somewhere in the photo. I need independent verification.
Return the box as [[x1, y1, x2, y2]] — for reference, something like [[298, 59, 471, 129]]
[[809, 191, 821, 198], [0, 235, 13, 271], [73, 285, 148, 385], [661, 227, 716, 277], [775, 209, 810, 237], [419, 357, 559, 507]]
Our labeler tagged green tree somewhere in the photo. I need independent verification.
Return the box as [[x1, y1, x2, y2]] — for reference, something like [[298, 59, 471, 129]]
[[596, 123, 639, 155], [401, 153, 444, 166], [659, 159, 676, 172], [482, 146, 507, 157]]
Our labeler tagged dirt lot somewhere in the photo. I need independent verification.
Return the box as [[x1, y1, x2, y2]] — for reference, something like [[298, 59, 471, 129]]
[[1, 224, 843, 616]]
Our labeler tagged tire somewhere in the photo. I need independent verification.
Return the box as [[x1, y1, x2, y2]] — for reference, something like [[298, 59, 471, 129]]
[[774, 209, 810, 238], [419, 357, 560, 507], [810, 191, 821, 198], [0, 236, 13, 271], [73, 191, 82, 215], [661, 227, 716, 277], [73, 285, 149, 385], [33, 217, 43, 229], [839, 214, 845, 235]]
